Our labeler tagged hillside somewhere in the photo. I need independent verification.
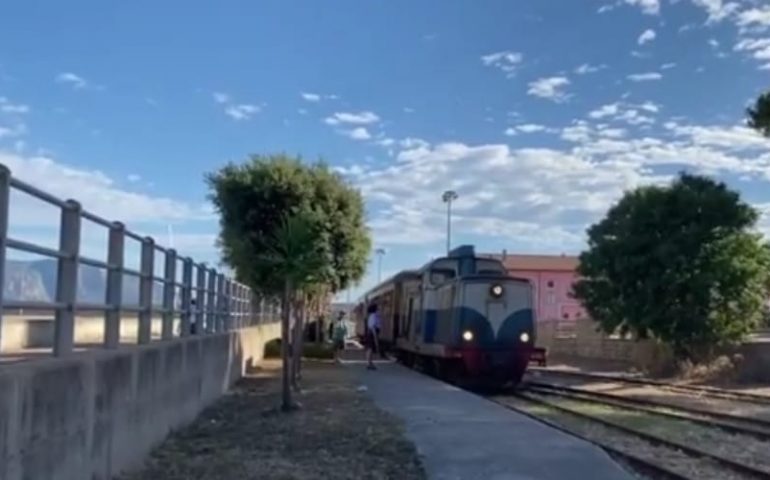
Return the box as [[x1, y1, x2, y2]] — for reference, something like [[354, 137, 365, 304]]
[[4, 259, 163, 306]]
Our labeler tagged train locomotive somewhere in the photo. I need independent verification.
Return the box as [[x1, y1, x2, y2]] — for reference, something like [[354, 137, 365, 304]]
[[353, 245, 535, 387]]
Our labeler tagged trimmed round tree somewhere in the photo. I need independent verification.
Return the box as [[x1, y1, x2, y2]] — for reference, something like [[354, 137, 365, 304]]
[[573, 173, 770, 360], [207, 154, 370, 409]]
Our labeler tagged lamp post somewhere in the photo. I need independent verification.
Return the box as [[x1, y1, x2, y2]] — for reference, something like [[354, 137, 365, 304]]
[[375, 248, 386, 283], [442, 190, 458, 254]]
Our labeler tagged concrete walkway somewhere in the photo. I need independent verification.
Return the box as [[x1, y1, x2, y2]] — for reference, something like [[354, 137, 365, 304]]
[[345, 361, 634, 480]]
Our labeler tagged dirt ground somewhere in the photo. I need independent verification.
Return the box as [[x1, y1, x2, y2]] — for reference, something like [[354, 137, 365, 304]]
[[119, 360, 425, 480]]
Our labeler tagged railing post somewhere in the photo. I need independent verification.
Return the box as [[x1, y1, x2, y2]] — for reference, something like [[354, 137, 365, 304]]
[[0, 165, 10, 352], [222, 277, 232, 332], [104, 221, 125, 348], [54, 199, 81, 356], [138, 237, 155, 344], [206, 268, 216, 333], [224, 278, 233, 331], [161, 248, 176, 340], [180, 258, 193, 337], [196, 264, 206, 334], [216, 274, 225, 332]]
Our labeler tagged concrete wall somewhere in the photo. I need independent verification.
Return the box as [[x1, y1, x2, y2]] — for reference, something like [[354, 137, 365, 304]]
[[537, 318, 770, 380], [0, 322, 281, 480], [1, 315, 178, 351], [537, 317, 674, 373]]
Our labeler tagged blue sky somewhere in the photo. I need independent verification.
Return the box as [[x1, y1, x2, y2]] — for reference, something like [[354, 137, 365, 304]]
[[1, 0, 770, 300]]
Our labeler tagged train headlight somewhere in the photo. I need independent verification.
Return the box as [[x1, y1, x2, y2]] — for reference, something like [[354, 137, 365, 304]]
[[520, 332, 530, 343], [462, 330, 474, 341], [490, 284, 504, 298]]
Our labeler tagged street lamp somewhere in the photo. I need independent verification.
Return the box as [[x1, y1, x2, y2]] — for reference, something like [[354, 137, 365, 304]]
[[375, 248, 386, 283], [442, 190, 459, 254]]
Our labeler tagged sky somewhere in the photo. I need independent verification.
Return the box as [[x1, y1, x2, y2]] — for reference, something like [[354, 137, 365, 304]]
[[1, 0, 770, 301]]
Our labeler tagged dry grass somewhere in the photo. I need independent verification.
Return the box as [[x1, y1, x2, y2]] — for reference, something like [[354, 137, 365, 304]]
[[119, 361, 425, 480]]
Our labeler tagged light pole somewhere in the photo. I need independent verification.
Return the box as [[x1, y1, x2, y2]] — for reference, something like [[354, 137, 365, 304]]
[[442, 190, 458, 254], [375, 248, 386, 283]]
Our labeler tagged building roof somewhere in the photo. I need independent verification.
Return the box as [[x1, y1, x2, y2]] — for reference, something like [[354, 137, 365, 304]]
[[482, 253, 580, 272]]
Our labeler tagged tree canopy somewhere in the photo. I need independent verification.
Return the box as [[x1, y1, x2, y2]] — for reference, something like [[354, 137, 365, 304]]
[[573, 173, 770, 358], [207, 154, 371, 295], [747, 90, 770, 137]]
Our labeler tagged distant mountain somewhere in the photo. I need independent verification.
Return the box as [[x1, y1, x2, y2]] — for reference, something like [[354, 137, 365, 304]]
[[4, 259, 163, 307]]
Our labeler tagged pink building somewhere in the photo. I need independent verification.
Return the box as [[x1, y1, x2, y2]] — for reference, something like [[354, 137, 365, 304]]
[[487, 253, 587, 323]]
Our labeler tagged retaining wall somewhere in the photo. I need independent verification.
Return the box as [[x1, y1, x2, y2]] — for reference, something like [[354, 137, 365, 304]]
[[0, 322, 281, 480], [537, 319, 770, 380]]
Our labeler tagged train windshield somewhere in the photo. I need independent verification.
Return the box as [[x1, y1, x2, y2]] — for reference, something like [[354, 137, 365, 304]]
[[475, 259, 507, 275]]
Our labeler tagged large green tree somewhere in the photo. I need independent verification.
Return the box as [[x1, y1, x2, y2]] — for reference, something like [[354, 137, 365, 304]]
[[573, 173, 770, 359], [747, 90, 770, 137], [207, 154, 371, 408]]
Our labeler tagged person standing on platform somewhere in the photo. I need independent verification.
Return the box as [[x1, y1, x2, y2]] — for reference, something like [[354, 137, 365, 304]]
[[365, 304, 381, 370], [332, 311, 348, 363]]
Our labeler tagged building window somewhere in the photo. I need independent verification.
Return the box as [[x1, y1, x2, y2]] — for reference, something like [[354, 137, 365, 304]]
[[563, 313, 569, 319], [547, 280, 555, 288], [546, 292, 556, 305]]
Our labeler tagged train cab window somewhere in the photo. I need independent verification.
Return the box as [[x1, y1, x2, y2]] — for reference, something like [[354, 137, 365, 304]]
[[430, 268, 455, 285]]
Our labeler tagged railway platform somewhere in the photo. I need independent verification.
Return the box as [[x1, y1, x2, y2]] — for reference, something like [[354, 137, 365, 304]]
[[341, 352, 634, 480]]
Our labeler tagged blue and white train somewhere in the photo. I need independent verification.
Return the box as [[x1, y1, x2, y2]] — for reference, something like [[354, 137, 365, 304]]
[[353, 245, 535, 386]]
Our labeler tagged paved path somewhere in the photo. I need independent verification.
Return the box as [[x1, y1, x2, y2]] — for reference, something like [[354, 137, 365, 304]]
[[345, 360, 634, 480]]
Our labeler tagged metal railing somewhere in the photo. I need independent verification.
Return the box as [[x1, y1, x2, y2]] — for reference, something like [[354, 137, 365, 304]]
[[0, 163, 270, 357]]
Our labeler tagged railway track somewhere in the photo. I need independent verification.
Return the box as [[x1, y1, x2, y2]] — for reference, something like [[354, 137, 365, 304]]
[[491, 395, 690, 480], [525, 380, 770, 441], [494, 392, 770, 480], [528, 367, 770, 405]]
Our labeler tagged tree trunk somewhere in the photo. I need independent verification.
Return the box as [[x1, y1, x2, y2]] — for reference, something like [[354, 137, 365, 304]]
[[280, 280, 293, 411], [291, 294, 306, 388]]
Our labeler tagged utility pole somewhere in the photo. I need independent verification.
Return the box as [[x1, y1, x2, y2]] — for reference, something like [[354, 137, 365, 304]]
[[375, 248, 386, 283], [442, 190, 458, 254]]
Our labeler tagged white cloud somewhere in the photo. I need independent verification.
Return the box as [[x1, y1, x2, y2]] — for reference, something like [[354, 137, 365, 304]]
[[627, 72, 663, 81], [481, 51, 524, 76], [517, 124, 547, 133], [690, 0, 740, 23], [301, 92, 321, 102], [638, 29, 657, 45], [527, 76, 571, 102], [574, 63, 607, 75], [127, 174, 141, 183], [213, 92, 230, 104], [337, 117, 770, 250], [212, 92, 261, 120], [589, 103, 621, 119], [324, 111, 380, 125], [343, 127, 372, 140], [0, 123, 27, 139], [734, 37, 770, 62], [708, 38, 720, 48], [624, 0, 661, 15], [661, 62, 677, 69], [55, 72, 89, 90], [736, 7, 770, 28], [224, 104, 260, 121], [300, 92, 337, 102], [0, 97, 29, 114], [507, 124, 555, 135], [0, 151, 212, 229]]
